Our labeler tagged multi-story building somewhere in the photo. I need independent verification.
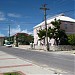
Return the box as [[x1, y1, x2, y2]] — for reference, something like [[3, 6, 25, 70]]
[[34, 14, 75, 45]]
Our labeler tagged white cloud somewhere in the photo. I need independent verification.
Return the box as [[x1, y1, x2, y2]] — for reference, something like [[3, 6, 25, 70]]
[[10, 25, 33, 36], [0, 12, 6, 21], [10, 25, 21, 35], [22, 30, 33, 35], [8, 13, 21, 18], [0, 32, 5, 37]]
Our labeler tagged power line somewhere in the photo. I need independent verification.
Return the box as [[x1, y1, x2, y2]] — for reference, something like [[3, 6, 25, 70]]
[[51, 0, 74, 11], [0, 9, 74, 24], [46, 9, 74, 19]]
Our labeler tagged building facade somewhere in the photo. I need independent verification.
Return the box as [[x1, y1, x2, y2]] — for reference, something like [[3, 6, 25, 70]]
[[0, 37, 4, 46], [34, 14, 75, 45]]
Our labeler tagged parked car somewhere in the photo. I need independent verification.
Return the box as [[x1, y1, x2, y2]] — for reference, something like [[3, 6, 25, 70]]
[[4, 42, 12, 47]]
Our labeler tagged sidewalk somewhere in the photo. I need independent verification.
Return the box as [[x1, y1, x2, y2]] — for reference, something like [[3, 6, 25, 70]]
[[51, 50, 75, 56], [0, 51, 59, 75], [15, 45, 75, 56]]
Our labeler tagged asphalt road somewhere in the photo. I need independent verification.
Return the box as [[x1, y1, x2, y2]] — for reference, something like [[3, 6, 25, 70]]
[[0, 46, 75, 74]]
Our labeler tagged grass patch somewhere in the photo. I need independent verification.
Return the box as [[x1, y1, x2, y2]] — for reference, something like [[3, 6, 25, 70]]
[[4, 72, 21, 75]]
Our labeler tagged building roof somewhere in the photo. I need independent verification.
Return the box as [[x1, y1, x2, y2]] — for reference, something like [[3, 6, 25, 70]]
[[0, 37, 4, 38], [34, 13, 75, 28], [14, 33, 29, 36]]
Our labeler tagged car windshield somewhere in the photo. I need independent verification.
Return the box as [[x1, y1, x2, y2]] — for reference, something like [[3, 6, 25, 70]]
[[6, 42, 11, 45]]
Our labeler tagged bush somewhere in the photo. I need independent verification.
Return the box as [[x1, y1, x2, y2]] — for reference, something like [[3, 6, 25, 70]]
[[68, 34, 75, 45]]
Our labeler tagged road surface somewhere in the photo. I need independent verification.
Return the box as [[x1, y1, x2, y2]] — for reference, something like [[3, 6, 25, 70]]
[[0, 46, 75, 74]]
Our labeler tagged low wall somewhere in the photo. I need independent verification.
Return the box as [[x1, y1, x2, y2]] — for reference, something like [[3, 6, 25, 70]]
[[49, 45, 75, 51], [34, 45, 46, 50], [34, 45, 75, 51], [18, 45, 75, 51], [18, 45, 31, 49]]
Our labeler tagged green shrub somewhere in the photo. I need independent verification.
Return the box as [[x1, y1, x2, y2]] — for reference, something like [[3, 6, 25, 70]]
[[68, 34, 75, 45], [4, 72, 21, 75]]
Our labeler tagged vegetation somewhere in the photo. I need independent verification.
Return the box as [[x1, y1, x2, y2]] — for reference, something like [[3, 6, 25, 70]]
[[37, 29, 46, 40], [51, 19, 68, 45], [4, 33, 34, 45], [68, 34, 75, 45], [4, 72, 21, 75], [16, 33, 34, 45]]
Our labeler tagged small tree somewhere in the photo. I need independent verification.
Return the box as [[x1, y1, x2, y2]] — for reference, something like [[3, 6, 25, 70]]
[[37, 29, 46, 40], [16, 33, 33, 45], [51, 19, 68, 45], [68, 34, 75, 45]]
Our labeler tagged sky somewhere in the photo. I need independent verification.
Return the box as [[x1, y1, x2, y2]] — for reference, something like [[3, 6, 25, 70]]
[[0, 0, 75, 37]]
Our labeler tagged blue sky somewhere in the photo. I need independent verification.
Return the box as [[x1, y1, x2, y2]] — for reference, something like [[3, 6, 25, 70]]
[[0, 0, 75, 36]]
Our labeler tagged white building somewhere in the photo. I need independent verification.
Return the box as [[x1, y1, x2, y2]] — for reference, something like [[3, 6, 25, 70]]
[[34, 14, 75, 45]]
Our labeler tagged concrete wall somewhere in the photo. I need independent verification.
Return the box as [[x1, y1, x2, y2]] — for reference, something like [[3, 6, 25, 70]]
[[18, 45, 31, 49], [18, 45, 75, 51], [0, 38, 4, 46], [34, 45, 75, 51], [49, 45, 75, 51]]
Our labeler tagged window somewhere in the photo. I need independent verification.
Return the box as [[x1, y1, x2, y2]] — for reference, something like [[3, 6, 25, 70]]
[[64, 24, 67, 29], [70, 24, 73, 30]]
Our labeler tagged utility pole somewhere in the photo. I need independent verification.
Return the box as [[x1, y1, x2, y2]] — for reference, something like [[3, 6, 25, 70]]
[[40, 4, 49, 51], [9, 25, 10, 42]]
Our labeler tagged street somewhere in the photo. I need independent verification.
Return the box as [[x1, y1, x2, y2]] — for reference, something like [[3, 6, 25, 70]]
[[0, 46, 75, 74]]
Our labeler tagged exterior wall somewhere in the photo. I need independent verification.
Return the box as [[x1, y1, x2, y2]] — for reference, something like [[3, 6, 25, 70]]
[[34, 21, 75, 45], [34, 27, 39, 45], [60, 21, 75, 34], [0, 37, 4, 46], [14, 35, 16, 46], [34, 22, 53, 45]]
